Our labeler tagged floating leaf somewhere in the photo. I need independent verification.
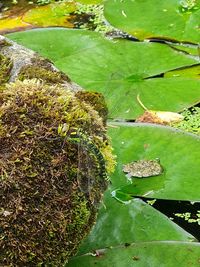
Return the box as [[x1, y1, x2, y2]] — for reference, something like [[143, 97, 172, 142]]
[[76, 195, 195, 256], [104, 0, 200, 43], [67, 241, 200, 267], [108, 123, 200, 201], [7, 29, 200, 120], [168, 43, 200, 58], [165, 64, 200, 79]]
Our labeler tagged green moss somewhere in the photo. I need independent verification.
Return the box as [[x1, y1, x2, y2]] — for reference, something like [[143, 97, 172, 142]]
[[0, 79, 115, 266], [18, 57, 70, 84], [0, 39, 11, 47], [0, 53, 13, 84], [75, 91, 108, 125]]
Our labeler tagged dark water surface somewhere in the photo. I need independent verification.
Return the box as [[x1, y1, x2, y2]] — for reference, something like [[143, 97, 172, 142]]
[[151, 199, 200, 240]]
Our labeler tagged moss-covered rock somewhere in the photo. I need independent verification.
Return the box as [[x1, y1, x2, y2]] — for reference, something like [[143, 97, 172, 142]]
[[0, 53, 13, 84], [0, 79, 115, 266], [18, 57, 71, 85]]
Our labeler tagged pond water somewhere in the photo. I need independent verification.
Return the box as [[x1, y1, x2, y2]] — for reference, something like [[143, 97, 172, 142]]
[[152, 199, 200, 241]]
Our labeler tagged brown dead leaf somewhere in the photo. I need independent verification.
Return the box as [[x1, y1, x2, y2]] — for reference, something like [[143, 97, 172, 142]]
[[136, 110, 165, 124]]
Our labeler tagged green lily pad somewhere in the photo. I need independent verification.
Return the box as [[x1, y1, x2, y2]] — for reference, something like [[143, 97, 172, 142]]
[[67, 241, 200, 267], [168, 43, 200, 58], [104, 0, 200, 43], [165, 64, 200, 78], [76, 193, 195, 256], [108, 122, 200, 201], [7, 29, 200, 120]]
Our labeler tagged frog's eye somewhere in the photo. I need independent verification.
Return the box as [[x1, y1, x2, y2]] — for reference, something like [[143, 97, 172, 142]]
[[155, 158, 160, 163]]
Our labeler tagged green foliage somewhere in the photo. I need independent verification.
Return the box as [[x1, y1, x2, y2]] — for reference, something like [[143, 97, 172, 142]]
[[7, 29, 200, 120], [67, 241, 200, 267], [108, 123, 200, 201], [2, 0, 200, 266], [0, 54, 12, 83], [104, 0, 200, 42]]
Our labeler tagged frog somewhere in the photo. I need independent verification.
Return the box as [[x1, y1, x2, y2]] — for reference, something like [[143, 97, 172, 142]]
[[123, 159, 163, 178]]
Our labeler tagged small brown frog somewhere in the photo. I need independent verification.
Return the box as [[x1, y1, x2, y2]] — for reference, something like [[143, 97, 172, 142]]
[[123, 159, 163, 178]]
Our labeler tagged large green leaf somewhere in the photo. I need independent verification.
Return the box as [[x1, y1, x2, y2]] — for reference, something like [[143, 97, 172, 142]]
[[104, 0, 200, 43], [67, 241, 200, 267], [108, 122, 200, 201], [77, 193, 195, 256], [7, 29, 200, 120]]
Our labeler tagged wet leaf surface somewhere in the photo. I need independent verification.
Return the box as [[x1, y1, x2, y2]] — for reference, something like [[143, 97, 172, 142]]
[[7, 29, 200, 120], [67, 241, 200, 267], [76, 194, 195, 256], [108, 122, 200, 201], [104, 0, 200, 43]]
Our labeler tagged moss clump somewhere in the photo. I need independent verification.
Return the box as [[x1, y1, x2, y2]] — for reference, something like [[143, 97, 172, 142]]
[[75, 91, 108, 126], [0, 79, 115, 266], [18, 57, 71, 85], [0, 53, 13, 84], [0, 39, 11, 47]]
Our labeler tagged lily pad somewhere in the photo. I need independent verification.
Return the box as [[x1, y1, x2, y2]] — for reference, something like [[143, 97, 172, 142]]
[[7, 29, 200, 120], [104, 0, 200, 43], [67, 241, 200, 267], [168, 43, 200, 58], [165, 64, 200, 78], [76, 194, 195, 256], [108, 122, 200, 201]]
